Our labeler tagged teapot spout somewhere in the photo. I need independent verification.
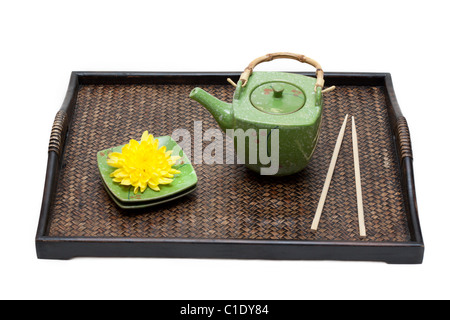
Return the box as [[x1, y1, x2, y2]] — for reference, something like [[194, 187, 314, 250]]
[[190, 87, 233, 132]]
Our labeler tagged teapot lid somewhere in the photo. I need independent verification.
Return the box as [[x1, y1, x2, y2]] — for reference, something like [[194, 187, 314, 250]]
[[250, 81, 306, 115]]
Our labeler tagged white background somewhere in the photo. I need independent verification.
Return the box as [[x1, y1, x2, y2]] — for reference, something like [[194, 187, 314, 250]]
[[1, 0, 449, 300]]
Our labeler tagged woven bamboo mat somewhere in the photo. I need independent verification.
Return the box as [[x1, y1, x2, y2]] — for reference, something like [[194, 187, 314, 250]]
[[47, 83, 410, 242]]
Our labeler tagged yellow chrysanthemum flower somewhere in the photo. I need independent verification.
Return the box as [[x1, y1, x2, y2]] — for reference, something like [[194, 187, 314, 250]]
[[107, 131, 181, 194]]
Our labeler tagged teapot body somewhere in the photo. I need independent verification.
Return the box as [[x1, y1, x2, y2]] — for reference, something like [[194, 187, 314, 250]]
[[230, 71, 323, 176]]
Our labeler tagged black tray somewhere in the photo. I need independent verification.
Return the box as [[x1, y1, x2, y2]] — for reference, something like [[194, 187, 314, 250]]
[[36, 72, 424, 263]]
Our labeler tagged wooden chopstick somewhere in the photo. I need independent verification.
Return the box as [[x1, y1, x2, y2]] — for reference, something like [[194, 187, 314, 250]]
[[311, 114, 348, 231], [352, 116, 366, 238]]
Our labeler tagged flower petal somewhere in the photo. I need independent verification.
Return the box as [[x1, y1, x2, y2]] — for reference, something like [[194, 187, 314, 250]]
[[141, 130, 149, 141], [149, 185, 160, 192], [120, 179, 131, 186]]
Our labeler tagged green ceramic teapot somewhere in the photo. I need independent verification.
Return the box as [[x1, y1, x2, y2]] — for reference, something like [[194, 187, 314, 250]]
[[189, 52, 326, 176]]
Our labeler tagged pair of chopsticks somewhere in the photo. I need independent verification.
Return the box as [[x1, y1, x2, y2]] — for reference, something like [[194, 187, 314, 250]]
[[311, 114, 366, 237]]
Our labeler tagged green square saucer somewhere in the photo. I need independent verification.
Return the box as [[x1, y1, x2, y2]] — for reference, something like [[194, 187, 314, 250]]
[[97, 136, 197, 205], [102, 180, 197, 209]]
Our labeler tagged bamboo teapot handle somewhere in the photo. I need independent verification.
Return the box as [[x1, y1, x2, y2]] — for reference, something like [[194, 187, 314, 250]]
[[239, 52, 325, 91]]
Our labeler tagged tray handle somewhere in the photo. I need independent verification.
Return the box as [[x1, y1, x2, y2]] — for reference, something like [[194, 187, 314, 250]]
[[48, 109, 68, 157], [397, 116, 413, 159], [239, 52, 325, 91]]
